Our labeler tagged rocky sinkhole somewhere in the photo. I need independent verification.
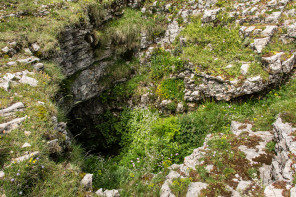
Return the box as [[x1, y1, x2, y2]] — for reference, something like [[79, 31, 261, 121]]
[[2, 0, 296, 196]]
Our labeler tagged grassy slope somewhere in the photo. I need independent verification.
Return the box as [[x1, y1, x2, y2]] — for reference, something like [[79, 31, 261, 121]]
[[0, 0, 116, 196]]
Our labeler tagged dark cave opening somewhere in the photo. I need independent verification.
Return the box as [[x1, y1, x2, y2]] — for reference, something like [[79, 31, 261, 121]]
[[66, 97, 122, 156]]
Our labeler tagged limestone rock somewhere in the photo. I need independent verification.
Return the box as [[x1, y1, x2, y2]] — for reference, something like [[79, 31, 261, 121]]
[[80, 173, 93, 190], [95, 188, 120, 197], [261, 25, 278, 37], [202, 9, 220, 23], [264, 184, 284, 197], [33, 63, 44, 72], [0, 117, 26, 133], [253, 37, 270, 53], [160, 180, 175, 197], [19, 75, 38, 87], [0, 171, 4, 178], [240, 64, 250, 75], [166, 171, 180, 180], [17, 57, 40, 65], [288, 23, 296, 38], [13, 151, 39, 163], [186, 182, 208, 197], [0, 73, 15, 91], [0, 102, 25, 116], [21, 143, 31, 148], [31, 43, 40, 52]]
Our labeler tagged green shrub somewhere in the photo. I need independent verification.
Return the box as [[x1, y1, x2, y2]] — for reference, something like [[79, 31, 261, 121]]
[[156, 78, 185, 101], [170, 177, 192, 197], [266, 141, 276, 153], [150, 48, 184, 80]]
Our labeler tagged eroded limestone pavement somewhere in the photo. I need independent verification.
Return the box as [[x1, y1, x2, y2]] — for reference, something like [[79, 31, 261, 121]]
[[160, 116, 296, 197]]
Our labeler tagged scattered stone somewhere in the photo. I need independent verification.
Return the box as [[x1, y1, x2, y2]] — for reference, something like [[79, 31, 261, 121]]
[[176, 103, 185, 113], [24, 131, 31, 136], [236, 180, 251, 192], [166, 171, 180, 180], [253, 37, 270, 53], [32, 63, 44, 71], [31, 43, 40, 52], [0, 117, 26, 134], [24, 48, 32, 55], [262, 26, 278, 37], [1, 47, 9, 53], [240, 64, 250, 75], [22, 143, 31, 148], [6, 61, 16, 67], [202, 9, 220, 23], [288, 23, 296, 38], [264, 184, 284, 197], [0, 102, 25, 116], [160, 180, 175, 197], [17, 57, 40, 65], [0, 171, 4, 178], [186, 182, 208, 197], [95, 188, 120, 197], [19, 75, 38, 87], [12, 151, 39, 163], [0, 73, 15, 91], [80, 173, 93, 190]]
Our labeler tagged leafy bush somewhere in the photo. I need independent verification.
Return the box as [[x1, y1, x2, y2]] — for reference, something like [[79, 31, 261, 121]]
[[150, 48, 184, 80], [266, 141, 276, 153], [170, 177, 192, 197], [156, 78, 185, 101]]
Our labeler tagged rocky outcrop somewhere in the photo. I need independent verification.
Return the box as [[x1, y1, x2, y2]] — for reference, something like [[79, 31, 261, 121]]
[[181, 53, 296, 102], [159, 117, 296, 196]]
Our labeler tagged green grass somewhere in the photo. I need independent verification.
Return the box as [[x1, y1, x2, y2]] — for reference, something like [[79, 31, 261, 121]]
[[179, 16, 267, 79], [0, 0, 114, 55]]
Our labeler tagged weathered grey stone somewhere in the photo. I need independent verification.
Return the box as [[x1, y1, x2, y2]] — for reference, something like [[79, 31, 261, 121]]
[[176, 103, 185, 113], [253, 37, 270, 53], [259, 164, 272, 185], [265, 12, 281, 24], [0, 117, 26, 133], [96, 188, 120, 197], [262, 25, 277, 37], [31, 43, 40, 52], [236, 181, 251, 192], [1, 47, 9, 53], [291, 187, 296, 197], [202, 9, 220, 23], [0, 102, 25, 116], [80, 173, 93, 190], [0, 171, 4, 178], [160, 180, 175, 197], [33, 63, 44, 71], [6, 61, 16, 66], [19, 75, 38, 87], [0, 73, 15, 91], [166, 171, 180, 180], [240, 64, 250, 75], [17, 57, 40, 65], [264, 184, 284, 197], [21, 142, 31, 148], [13, 151, 39, 163], [186, 182, 208, 197], [288, 23, 296, 38]]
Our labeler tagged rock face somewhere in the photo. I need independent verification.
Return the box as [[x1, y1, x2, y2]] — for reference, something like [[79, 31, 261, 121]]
[[182, 53, 296, 102]]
